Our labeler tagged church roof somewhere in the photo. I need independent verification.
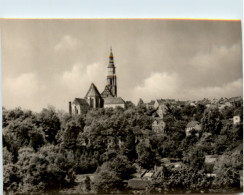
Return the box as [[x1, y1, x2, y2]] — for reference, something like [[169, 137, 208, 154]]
[[85, 83, 101, 98], [72, 98, 89, 106], [101, 85, 114, 98], [104, 97, 125, 105]]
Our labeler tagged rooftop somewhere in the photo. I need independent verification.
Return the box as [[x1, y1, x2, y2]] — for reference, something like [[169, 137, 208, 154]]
[[72, 98, 89, 106], [104, 97, 125, 105], [85, 83, 101, 98]]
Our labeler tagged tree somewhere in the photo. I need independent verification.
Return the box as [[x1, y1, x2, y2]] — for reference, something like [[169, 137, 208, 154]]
[[15, 145, 75, 193], [194, 104, 206, 121], [136, 140, 158, 169], [94, 170, 123, 193], [3, 147, 13, 165], [62, 117, 85, 150], [201, 108, 223, 135], [183, 147, 205, 171], [123, 129, 137, 161], [37, 106, 61, 144], [125, 101, 135, 109], [84, 176, 91, 191], [3, 163, 20, 193], [212, 152, 243, 190], [94, 155, 136, 193]]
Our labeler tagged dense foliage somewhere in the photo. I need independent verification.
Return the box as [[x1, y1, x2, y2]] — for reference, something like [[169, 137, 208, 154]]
[[2, 102, 243, 194]]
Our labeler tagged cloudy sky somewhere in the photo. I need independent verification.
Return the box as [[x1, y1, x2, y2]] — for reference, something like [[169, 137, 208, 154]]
[[0, 19, 242, 112]]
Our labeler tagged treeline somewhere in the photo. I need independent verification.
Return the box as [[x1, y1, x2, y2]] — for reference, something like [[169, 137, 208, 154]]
[[2, 102, 243, 194]]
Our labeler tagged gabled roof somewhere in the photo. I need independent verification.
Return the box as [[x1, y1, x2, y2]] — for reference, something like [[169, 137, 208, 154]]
[[156, 99, 166, 105], [101, 85, 114, 98], [147, 100, 155, 105], [85, 83, 101, 98], [72, 98, 89, 106], [186, 121, 200, 128], [104, 97, 125, 105]]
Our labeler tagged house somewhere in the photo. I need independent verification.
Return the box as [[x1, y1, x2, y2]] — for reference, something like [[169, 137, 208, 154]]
[[185, 121, 201, 136], [218, 101, 232, 110], [153, 99, 166, 109], [145, 100, 155, 110], [156, 104, 167, 118], [189, 102, 197, 107], [233, 115, 241, 125], [229, 96, 243, 107], [152, 119, 166, 134], [204, 155, 218, 177]]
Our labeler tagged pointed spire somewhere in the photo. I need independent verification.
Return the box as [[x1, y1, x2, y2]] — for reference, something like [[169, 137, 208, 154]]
[[108, 47, 114, 67], [109, 47, 113, 60]]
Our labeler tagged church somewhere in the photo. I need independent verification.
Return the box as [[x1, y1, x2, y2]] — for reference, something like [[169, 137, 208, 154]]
[[69, 48, 126, 115]]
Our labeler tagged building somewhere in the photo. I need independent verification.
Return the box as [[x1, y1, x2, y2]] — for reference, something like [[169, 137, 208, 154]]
[[233, 115, 241, 125], [156, 104, 167, 118], [229, 96, 243, 107], [69, 48, 125, 114], [204, 155, 218, 177], [145, 100, 155, 110], [152, 119, 166, 134], [185, 121, 201, 136], [153, 99, 166, 109]]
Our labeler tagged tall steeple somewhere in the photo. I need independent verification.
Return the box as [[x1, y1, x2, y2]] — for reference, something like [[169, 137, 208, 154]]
[[108, 47, 114, 67], [101, 48, 117, 98]]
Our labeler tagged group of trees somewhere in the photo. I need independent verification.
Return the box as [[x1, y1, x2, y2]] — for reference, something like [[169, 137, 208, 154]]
[[2, 100, 243, 194]]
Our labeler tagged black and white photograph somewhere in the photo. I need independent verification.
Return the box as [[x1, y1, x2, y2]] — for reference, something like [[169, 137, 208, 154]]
[[1, 17, 243, 194]]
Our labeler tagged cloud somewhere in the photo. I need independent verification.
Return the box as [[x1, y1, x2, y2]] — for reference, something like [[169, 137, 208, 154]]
[[190, 41, 242, 71], [187, 78, 243, 100], [130, 72, 242, 103], [60, 62, 106, 98], [54, 35, 79, 52], [131, 72, 180, 102], [3, 73, 46, 111]]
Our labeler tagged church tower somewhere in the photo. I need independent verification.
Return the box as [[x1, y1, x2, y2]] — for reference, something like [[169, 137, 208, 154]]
[[101, 48, 117, 98]]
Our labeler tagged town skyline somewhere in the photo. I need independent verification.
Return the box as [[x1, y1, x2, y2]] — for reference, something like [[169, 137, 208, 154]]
[[1, 19, 242, 112]]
